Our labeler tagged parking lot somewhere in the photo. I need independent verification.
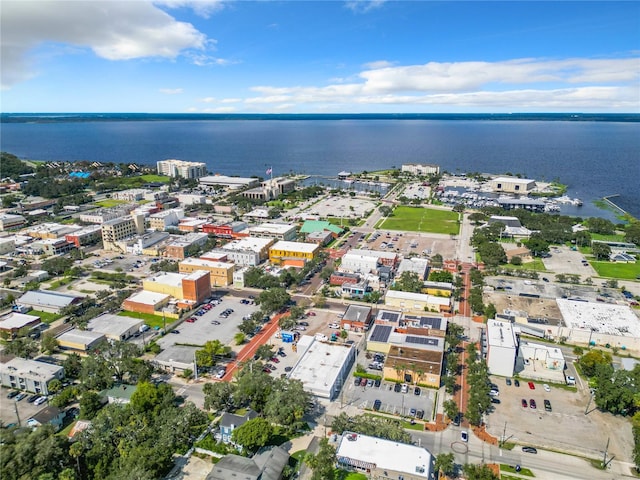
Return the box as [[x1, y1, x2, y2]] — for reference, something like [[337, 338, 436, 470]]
[[1, 387, 52, 427], [485, 376, 634, 460], [156, 295, 260, 350]]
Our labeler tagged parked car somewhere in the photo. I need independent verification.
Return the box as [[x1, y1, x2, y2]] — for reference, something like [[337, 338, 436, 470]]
[[374, 379, 381, 387], [34, 396, 47, 406], [414, 387, 421, 396], [461, 431, 469, 442], [489, 389, 499, 397], [6, 390, 19, 399], [298, 321, 309, 327], [521, 399, 528, 408], [401, 384, 409, 393], [373, 399, 382, 411], [528, 382, 535, 390], [410, 408, 417, 417], [514, 379, 520, 387], [307, 311, 316, 316], [27, 394, 40, 403], [530, 399, 537, 409], [491, 397, 501, 404], [328, 323, 340, 329], [543, 384, 551, 392], [15, 393, 27, 401], [544, 399, 552, 412], [394, 383, 402, 393], [354, 377, 361, 386], [506, 378, 512, 386], [522, 447, 538, 454], [270, 357, 280, 363], [360, 377, 367, 387], [366, 379, 373, 388], [262, 367, 272, 374], [215, 369, 226, 379], [566, 376, 576, 385], [416, 409, 424, 419], [171, 330, 180, 334]]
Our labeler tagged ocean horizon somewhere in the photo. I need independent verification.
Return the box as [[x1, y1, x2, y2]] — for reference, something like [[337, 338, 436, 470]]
[[1, 113, 639, 220]]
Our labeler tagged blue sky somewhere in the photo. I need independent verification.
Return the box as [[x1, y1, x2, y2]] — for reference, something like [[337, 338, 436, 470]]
[[1, 1, 639, 113]]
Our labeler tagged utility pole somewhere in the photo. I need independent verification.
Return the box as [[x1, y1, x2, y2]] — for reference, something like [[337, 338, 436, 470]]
[[602, 437, 609, 468], [14, 402, 21, 427], [585, 389, 595, 415]]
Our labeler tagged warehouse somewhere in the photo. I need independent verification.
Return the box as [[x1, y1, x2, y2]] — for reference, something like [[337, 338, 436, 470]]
[[86, 314, 144, 341], [56, 329, 105, 352]]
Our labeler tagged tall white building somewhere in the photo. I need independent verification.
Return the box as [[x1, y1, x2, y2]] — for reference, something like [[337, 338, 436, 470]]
[[157, 159, 207, 179], [485, 319, 518, 377]]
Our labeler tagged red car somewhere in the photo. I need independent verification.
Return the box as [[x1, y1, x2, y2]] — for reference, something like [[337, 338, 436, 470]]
[[262, 367, 272, 374], [528, 382, 535, 390], [186, 318, 195, 323], [308, 311, 316, 316], [521, 399, 528, 408], [270, 357, 280, 363]]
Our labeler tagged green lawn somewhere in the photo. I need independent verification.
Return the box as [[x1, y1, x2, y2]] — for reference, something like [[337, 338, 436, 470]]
[[95, 199, 128, 208], [118, 311, 168, 329], [335, 471, 367, 480], [377, 206, 460, 235], [501, 464, 535, 477], [30, 310, 63, 324], [591, 261, 640, 280], [590, 233, 627, 242], [501, 258, 547, 272], [138, 174, 171, 183]]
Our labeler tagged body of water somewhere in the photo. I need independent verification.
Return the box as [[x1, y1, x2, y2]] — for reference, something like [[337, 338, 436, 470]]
[[1, 115, 638, 220]]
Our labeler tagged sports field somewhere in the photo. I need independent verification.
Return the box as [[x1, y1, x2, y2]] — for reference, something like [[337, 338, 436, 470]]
[[377, 206, 459, 235], [591, 261, 640, 280]]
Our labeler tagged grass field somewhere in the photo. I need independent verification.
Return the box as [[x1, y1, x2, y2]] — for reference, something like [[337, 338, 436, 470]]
[[501, 258, 547, 272], [377, 206, 459, 235], [591, 261, 640, 280], [30, 310, 63, 324], [591, 233, 627, 242], [118, 311, 167, 329], [95, 199, 128, 208]]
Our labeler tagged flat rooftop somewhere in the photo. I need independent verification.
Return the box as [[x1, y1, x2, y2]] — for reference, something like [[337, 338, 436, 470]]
[[57, 328, 105, 345], [290, 339, 353, 397], [0, 313, 41, 330], [87, 314, 143, 336], [486, 319, 518, 348], [346, 248, 397, 260], [180, 258, 234, 269], [222, 237, 273, 252], [557, 298, 640, 337], [271, 240, 319, 253], [336, 432, 432, 478], [126, 291, 170, 305], [198, 175, 258, 187], [248, 223, 296, 234]]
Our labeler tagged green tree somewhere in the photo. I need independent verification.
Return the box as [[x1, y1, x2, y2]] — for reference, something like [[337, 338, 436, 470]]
[[203, 381, 237, 411], [586, 217, 615, 235], [435, 452, 455, 477], [468, 212, 487, 225], [510, 256, 522, 266], [41, 334, 58, 354], [579, 350, 613, 377], [443, 399, 459, 421], [429, 270, 454, 283], [430, 253, 444, 268], [484, 303, 497, 320], [79, 391, 103, 420], [625, 222, 640, 246], [462, 463, 500, 480], [305, 437, 336, 480], [256, 287, 290, 314], [278, 315, 298, 331], [234, 332, 246, 345], [195, 340, 231, 368], [238, 318, 258, 336], [592, 242, 612, 261], [255, 344, 275, 360], [392, 271, 424, 292], [263, 378, 311, 431], [379, 205, 393, 217], [231, 417, 273, 452]]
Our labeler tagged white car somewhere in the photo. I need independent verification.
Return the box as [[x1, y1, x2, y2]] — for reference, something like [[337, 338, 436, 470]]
[[34, 396, 47, 406], [328, 323, 340, 329], [543, 384, 551, 392]]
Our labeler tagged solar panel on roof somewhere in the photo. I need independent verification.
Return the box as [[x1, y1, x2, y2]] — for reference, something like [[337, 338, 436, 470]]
[[405, 335, 439, 346], [370, 325, 392, 343], [380, 311, 399, 322]]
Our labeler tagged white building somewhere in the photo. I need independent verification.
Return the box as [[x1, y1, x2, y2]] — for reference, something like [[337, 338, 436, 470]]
[[336, 432, 435, 479], [86, 314, 144, 341], [176, 193, 207, 206], [247, 222, 298, 241], [0, 358, 64, 395], [489, 176, 536, 194], [396, 257, 430, 280], [485, 319, 518, 377], [401, 163, 440, 176], [0, 213, 26, 231], [289, 337, 356, 400], [198, 175, 259, 190], [340, 250, 380, 274], [111, 189, 150, 202], [157, 159, 207, 179], [149, 208, 185, 231], [0, 237, 16, 255], [213, 237, 274, 266]]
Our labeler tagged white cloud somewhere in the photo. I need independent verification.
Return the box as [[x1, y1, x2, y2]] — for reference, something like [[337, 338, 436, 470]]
[[345, 0, 387, 14], [154, 0, 225, 18], [240, 56, 639, 111], [159, 88, 184, 95], [363, 60, 395, 69], [1, 0, 209, 89]]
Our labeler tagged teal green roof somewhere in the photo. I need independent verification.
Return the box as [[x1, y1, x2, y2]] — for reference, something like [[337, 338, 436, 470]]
[[300, 220, 343, 235]]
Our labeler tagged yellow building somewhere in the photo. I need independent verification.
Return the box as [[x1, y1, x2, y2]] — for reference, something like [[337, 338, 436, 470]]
[[269, 240, 320, 267], [384, 290, 452, 314], [179, 258, 235, 287], [421, 281, 453, 298]]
